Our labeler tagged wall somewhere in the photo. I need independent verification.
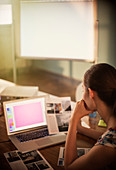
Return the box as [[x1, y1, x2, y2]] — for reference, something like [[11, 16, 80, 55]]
[[0, 0, 31, 79], [0, 25, 13, 70], [0, 23, 31, 77], [97, 0, 116, 66], [0, 0, 116, 81]]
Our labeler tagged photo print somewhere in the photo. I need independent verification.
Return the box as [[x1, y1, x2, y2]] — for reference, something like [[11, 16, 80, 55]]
[[46, 97, 72, 134], [46, 103, 55, 114], [46, 100, 71, 115], [4, 150, 53, 170], [18, 150, 43, 164], [46, 103, 62, 114], [7, 151, 20, 162], [56, 113, 71, 132], [58, 147, 91, 166], [62, 100, 71, 112], [55, 103, 62, 113]]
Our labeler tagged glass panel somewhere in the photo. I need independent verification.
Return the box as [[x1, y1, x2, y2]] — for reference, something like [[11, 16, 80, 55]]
[[0, 5, 12, 25]]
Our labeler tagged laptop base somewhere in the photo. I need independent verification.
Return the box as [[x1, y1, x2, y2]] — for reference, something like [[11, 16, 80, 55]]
[[9, 133, 66, 153]]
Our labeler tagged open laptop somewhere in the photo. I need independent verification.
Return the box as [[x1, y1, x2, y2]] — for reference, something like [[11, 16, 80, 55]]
[[3, 96, 66, 153]]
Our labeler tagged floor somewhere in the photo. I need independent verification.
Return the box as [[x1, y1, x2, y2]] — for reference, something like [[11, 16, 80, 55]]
[[0, 68, 81, 101]]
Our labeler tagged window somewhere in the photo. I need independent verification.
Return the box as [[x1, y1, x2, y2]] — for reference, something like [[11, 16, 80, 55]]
[[0, 4, 12, 25], [19, 0, 97, 62]]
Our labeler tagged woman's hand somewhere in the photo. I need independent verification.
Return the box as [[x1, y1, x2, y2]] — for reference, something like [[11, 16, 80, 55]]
[[70, 100, 93, 125]]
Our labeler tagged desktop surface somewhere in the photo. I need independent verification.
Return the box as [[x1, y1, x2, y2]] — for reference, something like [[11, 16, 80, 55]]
[[0, 93, 106, 170], [0, 112, 101, 170]]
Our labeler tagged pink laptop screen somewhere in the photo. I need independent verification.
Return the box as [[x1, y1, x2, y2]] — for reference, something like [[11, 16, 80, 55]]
[[5, 97, 46, 132], [14, 102, 44, 128]]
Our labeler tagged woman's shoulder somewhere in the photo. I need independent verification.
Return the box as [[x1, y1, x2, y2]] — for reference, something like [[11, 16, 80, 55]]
[[95, 128, 116, 148]]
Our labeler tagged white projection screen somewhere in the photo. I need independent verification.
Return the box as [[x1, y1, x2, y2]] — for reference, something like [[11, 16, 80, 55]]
[[20, 0, 96, 61]]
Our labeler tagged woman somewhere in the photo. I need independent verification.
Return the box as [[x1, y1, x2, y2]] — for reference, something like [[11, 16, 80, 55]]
[[64, 63, 116, 170]]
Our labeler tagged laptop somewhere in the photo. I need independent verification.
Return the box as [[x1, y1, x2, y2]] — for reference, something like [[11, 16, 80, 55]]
[[3, 96, 66, 153]]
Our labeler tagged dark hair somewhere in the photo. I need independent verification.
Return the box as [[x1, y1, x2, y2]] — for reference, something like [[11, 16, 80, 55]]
[[84, 63, 116, 116]]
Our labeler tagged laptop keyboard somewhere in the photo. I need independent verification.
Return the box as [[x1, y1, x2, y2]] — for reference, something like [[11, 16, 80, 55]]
[[16, 128, 49, 143]]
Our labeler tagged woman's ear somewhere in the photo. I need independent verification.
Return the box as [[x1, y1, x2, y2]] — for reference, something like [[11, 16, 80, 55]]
[[88, 88, 94, 99]]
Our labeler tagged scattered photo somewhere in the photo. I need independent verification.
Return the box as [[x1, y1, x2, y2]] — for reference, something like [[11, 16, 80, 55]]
[[6, 151, 20, 162], [46, 99, 71, 115], [62, 100, 71, 112], [54, 103, 62, 113], [18, 150, 43, 164], [56, 113, 71, 132], [46, 103, 55, 114], [57, 147, 91, 166], [26, 163, 38, 170], [46, 97, 72, 134], [36, 161, 49, 169], [4, 150, 53, 170]]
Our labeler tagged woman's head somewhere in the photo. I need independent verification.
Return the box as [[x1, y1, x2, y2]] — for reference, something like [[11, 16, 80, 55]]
[[83, 63, 116, 116]]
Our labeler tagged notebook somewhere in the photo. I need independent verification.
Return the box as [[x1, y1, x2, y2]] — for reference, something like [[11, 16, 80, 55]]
[[3, 96, 66, 153]]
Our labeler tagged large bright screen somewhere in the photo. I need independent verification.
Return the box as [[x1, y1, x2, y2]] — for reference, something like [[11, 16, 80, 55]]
[[5, 97, 46, 133], [20, 1, 95, 61]]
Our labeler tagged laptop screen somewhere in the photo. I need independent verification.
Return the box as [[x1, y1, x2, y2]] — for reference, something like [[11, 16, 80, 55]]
[[4, 97, 47, 133]]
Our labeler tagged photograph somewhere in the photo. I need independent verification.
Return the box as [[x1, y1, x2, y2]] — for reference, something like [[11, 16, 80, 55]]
[[55, 103, 62, 114], [26, 163, 38, 170], [46, 103, 55, 114], [4, 150, 53, 170], [7, 151, 20, 162], [18, 150, 43, 164], [56, 113, 71, 132], [62, 100, 71, 112], [58, 147, 91, 166], [36, 161, 49, 169]]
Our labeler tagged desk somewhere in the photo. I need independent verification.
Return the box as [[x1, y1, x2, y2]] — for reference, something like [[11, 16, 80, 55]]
[[0, 88, 106, 170], [0, 111, 106, 170]]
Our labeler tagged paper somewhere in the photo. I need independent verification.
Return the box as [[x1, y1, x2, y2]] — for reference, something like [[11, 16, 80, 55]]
[[46, 97, 72, 134], [81, 116, 90, 128], [57, 147, 91, 166], [4, 150, 53, 170], [0, 79, 15, 94], [0, 79, 39, 97], [1, 85, 38, 97]]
